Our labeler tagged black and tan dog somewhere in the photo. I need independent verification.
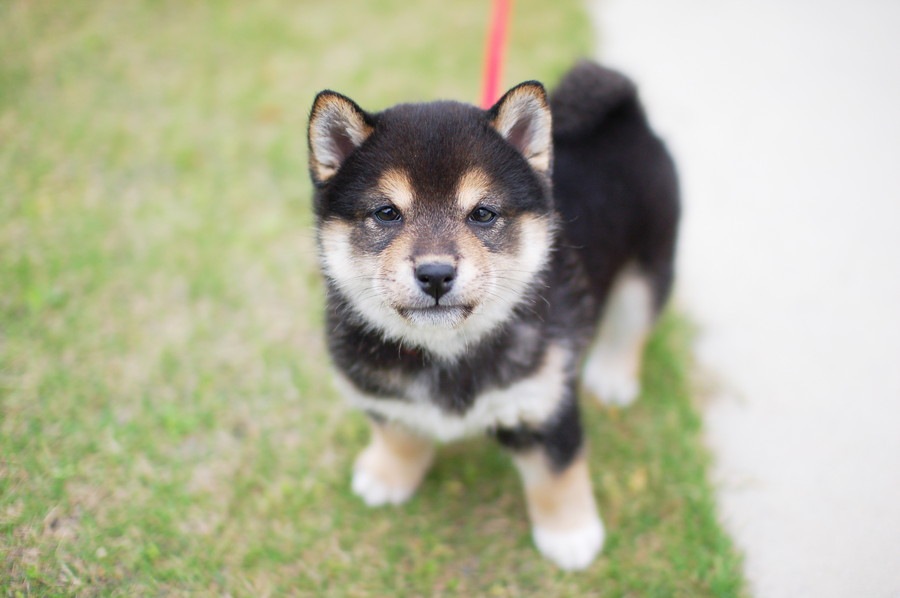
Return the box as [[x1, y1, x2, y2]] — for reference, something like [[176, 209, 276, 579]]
[[307, 61, 679, 570]]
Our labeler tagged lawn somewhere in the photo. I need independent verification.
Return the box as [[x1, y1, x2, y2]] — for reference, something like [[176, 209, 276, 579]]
[[0, 1, 744, 595]]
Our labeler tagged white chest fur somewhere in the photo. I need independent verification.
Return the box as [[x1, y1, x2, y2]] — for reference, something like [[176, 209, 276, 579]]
[[334, 344, 570, 442]]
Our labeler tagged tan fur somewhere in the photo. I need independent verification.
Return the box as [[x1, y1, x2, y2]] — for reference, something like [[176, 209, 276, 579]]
[[513, 451, 599, 533], [376, 168, 415, 213], [308, 94, 373, 183], [491, 85, 553, 174], [455, 168, 492, 213], [453, 228, 488, 282], [354, 420, 435, 504], [380, 225, 416, 273]]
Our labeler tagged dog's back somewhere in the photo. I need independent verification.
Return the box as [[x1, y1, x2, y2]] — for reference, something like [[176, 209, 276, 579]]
[[549, 62, 680, 407], [551, 62, 679, 313]]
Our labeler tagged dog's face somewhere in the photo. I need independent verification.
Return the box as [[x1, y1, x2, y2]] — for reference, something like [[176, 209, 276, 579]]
[[308, 84, 556, 358]]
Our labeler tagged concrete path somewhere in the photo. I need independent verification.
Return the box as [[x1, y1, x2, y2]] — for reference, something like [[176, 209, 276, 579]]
[[588, 0, 900, 595]]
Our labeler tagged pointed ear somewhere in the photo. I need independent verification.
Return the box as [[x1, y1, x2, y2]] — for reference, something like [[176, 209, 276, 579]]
[[308, 90, 373, 184], [489, 81, 553, 174]]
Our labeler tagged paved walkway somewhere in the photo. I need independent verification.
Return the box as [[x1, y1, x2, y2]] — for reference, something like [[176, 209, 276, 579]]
[[589, 1, 900, 595]]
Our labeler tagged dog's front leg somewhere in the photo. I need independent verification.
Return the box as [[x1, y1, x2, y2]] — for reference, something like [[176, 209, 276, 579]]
[[496, 401, 605, 570], [352, 418, 435, 507], [513, 450, 604, 570]]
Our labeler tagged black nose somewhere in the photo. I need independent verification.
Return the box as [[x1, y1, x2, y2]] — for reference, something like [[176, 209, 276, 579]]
[[415, 263, 456, 300]]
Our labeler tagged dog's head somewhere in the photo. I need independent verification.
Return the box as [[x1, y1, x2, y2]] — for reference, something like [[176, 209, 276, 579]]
[[308, 83, 556, 359]]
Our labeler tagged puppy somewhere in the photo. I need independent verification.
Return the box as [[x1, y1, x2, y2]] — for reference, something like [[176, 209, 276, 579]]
[[306, 61, 679, 570]]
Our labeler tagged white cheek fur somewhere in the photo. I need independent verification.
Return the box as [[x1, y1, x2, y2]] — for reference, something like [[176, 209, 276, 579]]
[[319, 215, 553, 361]]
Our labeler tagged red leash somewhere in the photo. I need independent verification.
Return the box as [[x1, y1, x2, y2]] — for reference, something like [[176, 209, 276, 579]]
[[480, 0, 513, 109]]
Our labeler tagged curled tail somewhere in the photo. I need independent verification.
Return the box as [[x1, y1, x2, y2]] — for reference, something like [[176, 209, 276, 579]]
[[549, 60, 639, 140]]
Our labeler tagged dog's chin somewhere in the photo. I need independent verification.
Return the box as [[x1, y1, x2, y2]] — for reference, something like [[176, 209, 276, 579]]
[[396, 304, 474, 328]]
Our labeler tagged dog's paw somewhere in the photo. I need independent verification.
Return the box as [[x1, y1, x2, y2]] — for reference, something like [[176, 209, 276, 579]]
[[532, 518, 605, 571], [582, 359, 640, 408], [351, 441, 433, 507], [351, 466, 416, 506]]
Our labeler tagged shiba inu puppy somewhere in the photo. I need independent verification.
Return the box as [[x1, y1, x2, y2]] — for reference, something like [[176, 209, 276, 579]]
[[307, 61, 679, 570]]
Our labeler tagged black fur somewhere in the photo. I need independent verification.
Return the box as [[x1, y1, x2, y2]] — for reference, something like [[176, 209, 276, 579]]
[[552, 61, 680, 313], [314, 100, 552, 221], [494, 388, 583, 472]]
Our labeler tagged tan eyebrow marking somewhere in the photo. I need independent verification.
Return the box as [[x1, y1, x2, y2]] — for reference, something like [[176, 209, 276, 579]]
[[376, 168, 415, 213], [456, 168, 492, 213]]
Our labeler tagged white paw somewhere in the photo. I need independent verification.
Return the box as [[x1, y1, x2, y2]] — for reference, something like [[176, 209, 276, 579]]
[[351, 440, 433, 507], [532, 518, 605, 571], [583, 359, 640, 407], [351, 466, 415, 506]]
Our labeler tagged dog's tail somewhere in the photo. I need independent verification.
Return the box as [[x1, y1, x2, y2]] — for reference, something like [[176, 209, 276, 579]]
[[549, 60, 640, 140]]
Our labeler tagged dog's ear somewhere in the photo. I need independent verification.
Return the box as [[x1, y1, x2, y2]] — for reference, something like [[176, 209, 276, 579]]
[[489, 82, 552, 174], [308, 91, 373, 184]]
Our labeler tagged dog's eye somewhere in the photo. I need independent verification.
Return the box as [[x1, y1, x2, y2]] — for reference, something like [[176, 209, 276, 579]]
[[373, 206, 402, 222], [469, 207, 498, 225]]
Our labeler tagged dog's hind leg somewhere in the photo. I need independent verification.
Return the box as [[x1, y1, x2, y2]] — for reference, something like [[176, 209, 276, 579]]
[[581, 263, 661, 407], [352, 419, 435, 506]]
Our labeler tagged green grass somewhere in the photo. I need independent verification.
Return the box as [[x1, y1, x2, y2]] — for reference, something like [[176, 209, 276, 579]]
[[0, 1, 744, 595]]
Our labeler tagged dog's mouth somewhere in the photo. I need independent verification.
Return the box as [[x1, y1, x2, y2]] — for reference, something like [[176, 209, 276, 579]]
[[396, 303, 474, 326]]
